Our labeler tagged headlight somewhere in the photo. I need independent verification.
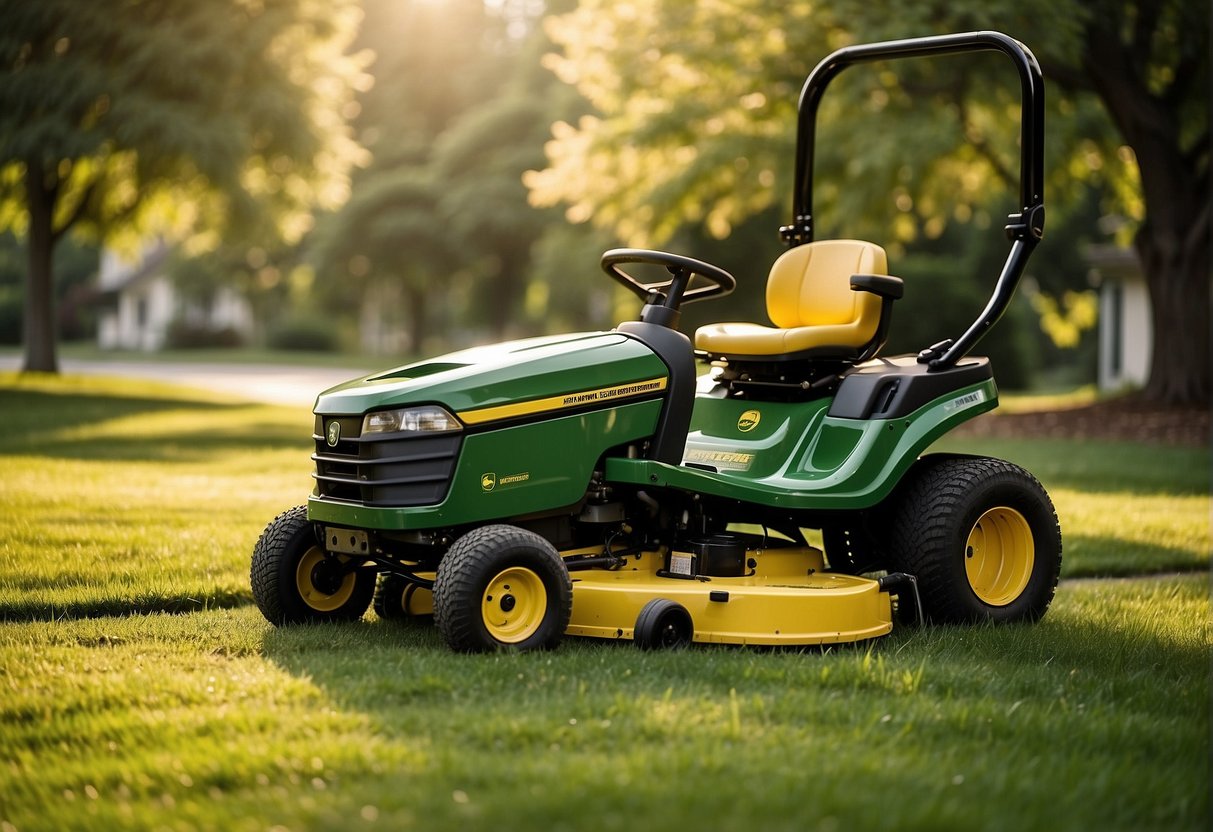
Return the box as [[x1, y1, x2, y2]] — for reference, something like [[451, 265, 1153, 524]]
[[362, 405, 462, 435]]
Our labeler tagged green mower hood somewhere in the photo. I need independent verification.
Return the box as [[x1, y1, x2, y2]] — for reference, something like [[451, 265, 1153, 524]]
[[314, 331, 668, 418], [309, 331, 671, 530]]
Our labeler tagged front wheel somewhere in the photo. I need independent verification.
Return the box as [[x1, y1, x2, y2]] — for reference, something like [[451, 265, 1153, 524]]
[[433, 525, 572, 653], [887, 457, 1062, 624], [251, 506, 376, 625]]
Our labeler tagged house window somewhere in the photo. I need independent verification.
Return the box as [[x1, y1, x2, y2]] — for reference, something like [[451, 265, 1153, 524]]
[[135, 297, 148, 329]]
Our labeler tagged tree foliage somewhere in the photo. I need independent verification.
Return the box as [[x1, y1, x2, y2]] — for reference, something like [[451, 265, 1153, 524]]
[[0, 0, 369, 370], [530, 0, 1209, 402], [307, 0, 615, 356], [307, 0, 501, 354]]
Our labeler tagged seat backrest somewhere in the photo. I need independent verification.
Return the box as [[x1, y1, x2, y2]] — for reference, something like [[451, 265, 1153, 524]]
[[766, 239, 888, 328]]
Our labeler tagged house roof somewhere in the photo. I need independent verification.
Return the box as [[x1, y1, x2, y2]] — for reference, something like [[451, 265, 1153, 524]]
[[1084, 243, 1142, 287], [96, 243, 172, 298]]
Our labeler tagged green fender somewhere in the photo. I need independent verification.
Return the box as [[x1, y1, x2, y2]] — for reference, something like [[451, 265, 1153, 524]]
[[605, 378, 999, 510]]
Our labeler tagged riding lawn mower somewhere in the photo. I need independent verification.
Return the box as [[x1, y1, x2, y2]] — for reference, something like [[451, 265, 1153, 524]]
[[252, 31, 1062, 652]]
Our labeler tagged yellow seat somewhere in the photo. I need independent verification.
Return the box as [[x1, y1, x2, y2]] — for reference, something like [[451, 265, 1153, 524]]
[[695, 239, 889, 359]]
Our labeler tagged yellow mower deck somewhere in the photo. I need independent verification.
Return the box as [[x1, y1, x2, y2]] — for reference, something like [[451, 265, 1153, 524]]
[[565, 545, 893, 646]]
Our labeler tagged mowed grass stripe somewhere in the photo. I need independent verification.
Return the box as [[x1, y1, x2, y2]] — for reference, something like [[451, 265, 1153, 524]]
[[0, 374, 314, 620], [0, 576, 1206, 831]]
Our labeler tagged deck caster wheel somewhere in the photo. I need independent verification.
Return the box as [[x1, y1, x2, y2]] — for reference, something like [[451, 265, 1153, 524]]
[[634, 599, 694, 649], [433, 525, 572, 653], [373, 572, 434, 621], [251, 506, 375, 625], [888, 457, 1062, 623]]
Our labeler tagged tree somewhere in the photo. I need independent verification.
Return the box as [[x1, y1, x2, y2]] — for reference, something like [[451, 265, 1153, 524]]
[[308, 0, 609, 353], [1043, 1, 1208, 403], [306, 0, 511, 354], [0, 231, 98, 345], [530, 0, 1209, 404], [308, 167, 458, 354], [0, 0, 368, 372], [433, 93, 559, 339]]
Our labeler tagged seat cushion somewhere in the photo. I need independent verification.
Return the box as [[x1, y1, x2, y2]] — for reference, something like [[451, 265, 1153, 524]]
[[767, 239, 887, 328], [695, 239, 887, 358], [695, 317, 879, 357]]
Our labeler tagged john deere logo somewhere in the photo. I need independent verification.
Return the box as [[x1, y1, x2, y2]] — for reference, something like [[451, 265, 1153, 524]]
[[481, 472, 497, 492], [326, 421, 341, 447], [737, 409, 761, 432]]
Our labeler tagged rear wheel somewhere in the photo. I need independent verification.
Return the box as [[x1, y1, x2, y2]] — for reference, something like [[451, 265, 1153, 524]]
[[433, 525, 572, 652], [251, 506, 375, 625], [887, 457, 1061, 623]]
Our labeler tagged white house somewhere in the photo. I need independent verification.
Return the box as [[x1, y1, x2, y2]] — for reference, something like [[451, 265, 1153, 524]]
[[96, 242, 253, 351], [1087, 243, 1152, 391]]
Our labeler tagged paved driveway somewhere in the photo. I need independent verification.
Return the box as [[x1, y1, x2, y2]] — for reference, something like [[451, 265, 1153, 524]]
[[0, 356, 382, 407]]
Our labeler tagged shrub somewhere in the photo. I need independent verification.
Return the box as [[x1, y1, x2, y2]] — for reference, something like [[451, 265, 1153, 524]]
[[267, 315, 339, 352], [165, 320, 244, 349]]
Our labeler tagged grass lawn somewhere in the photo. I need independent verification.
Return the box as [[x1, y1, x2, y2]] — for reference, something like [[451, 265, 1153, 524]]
[[0, 374, 1208, 831], [930, 434, 1210, 577]]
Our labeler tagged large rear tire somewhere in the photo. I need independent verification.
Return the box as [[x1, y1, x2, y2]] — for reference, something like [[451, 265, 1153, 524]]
[[251, 506, 375, 625], [433, 525, 572, 652], [887, 457, 1062, 623]]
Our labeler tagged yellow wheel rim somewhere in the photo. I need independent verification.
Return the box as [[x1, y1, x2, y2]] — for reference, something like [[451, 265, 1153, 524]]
[[965, 507, 1034, 606], [481, 567, 547, 644], [296, 547, 356, 612]]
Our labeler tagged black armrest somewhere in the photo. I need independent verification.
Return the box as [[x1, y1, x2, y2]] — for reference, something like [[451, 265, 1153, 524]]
[[850, 274, 903, 363], [851, 274, 904, 300]]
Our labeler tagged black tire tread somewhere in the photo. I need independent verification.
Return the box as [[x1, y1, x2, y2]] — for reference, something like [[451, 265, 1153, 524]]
[[888, 456, 1062, 624], [433, 525, 572, 653], [634, 598, 693, 650], [373, 572, 409, 621], [250, 505, 374, 625], [251, 505, 309, 625]]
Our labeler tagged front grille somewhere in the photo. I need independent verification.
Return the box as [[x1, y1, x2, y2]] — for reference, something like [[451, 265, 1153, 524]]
[[312, 415, 461, 507]]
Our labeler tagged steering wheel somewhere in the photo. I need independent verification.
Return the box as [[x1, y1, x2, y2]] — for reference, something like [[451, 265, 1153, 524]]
[[601, 249, 736, 314]]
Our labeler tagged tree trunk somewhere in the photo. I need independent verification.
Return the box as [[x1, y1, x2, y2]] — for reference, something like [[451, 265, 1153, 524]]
[[1126, 131, 1211, 406], [22, 160, 60, 373], [407, 285, 427, 356], [1138, 205, 1212, 405], [1080, 20, 1211, 406], [490, 250, 522, 341]]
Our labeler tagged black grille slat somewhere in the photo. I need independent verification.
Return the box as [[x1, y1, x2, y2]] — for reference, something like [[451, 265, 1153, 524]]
[[311, 448, 457, 466], [317, 462, 359, 480], [313, 471, 449, 487], [313, 418, 461, 507]]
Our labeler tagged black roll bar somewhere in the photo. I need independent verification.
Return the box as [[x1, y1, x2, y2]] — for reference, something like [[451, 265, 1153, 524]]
[[780, 31, 1046, 371]]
